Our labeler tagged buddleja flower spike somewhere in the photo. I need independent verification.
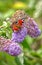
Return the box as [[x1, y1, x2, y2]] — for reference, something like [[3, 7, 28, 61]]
[[10, 10, 41, 43], [0, 37, 22, 56]]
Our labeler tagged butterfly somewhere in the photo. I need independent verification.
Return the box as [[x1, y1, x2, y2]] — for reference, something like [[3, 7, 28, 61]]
[[11, 19, 24, 31], [10, 10, 27, 31]]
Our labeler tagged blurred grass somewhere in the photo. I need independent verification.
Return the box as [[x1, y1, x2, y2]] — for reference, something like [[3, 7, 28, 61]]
[[0, 0, 42, 65]]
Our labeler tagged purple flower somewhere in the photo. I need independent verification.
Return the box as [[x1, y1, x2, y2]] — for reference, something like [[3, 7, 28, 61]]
[[4, 42, 22, 56], [0, 37, 22, 56], [11, 17, 41, 43], [11, 27, 27, 43], [23, 17, 41, 37]]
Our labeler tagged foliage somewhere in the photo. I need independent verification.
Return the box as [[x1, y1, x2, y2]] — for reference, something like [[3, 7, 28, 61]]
[[0, 0, 42, 65]]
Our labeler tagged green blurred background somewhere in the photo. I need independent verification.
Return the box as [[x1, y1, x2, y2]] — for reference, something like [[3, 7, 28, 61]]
[[0, 0, 42, 65]]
